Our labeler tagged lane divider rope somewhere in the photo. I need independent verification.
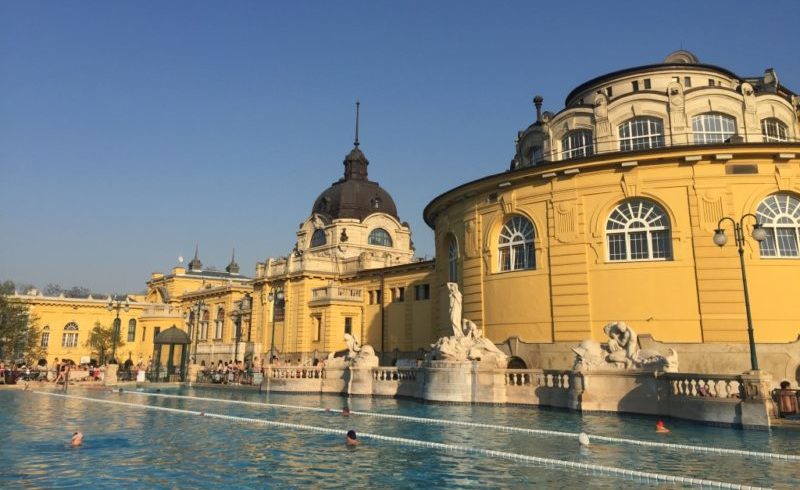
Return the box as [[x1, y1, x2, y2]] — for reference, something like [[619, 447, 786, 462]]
[[122, 390, 799, 462], [32, 390, 763, 490]]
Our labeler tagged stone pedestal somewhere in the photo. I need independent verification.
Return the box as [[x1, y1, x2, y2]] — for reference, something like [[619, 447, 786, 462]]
[[471, 362, 507, 404], [187, 364, 202, 385], [739, 370, 773, 429], [348, 367, 374, 396], [423, 361, 473, 403], [104, 364, 119, 386]]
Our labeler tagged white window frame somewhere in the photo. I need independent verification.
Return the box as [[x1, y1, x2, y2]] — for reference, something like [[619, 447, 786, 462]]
[[214, 309, 224, 340], [606, 200, 672, 262], [619, 117, 664, 152], [497, 216, 535, 272], [757, 194, 800, 258], [692, 113, 736, 144], [761, 118, 789, 143], [562, 130, 594, 160], [41, 328, 50, 348]]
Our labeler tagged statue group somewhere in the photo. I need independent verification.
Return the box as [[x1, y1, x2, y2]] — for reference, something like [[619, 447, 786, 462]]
[[427, 283, 509, 368], [572, 321, 678, 372]]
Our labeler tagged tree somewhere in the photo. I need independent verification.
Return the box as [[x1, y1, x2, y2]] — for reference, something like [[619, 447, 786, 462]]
[[85, 321, 125, 364], [0, 280, 44, 364], [43, 283, 63, 296], [65, 286, 92, 299]]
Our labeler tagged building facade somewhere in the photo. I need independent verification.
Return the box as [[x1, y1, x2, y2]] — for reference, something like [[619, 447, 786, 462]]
[[424, 51, 800, 358]]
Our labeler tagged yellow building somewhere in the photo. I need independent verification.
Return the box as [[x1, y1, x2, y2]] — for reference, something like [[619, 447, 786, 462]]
[[11, 51, 800, 378], [424, 50, 800, 372], [251, 136, 438, 364]]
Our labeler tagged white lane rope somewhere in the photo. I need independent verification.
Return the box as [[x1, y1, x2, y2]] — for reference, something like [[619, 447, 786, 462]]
[[32, 391, 765, 489], [122, 390, 800, 462]]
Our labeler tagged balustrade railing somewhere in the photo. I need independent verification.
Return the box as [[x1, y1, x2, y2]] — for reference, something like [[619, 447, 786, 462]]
[[667, 373, 743, 399], [372, 367, 417, 382], [266, 366, 325, 380], [310, 286, 363, 302], [504, 369, 572, 389]]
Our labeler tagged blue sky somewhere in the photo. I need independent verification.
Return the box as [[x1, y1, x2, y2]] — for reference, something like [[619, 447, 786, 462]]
[[1, 1, 798, 293]]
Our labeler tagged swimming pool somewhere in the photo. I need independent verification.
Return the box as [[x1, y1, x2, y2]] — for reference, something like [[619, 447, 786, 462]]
[[2, 386, 798, 488]]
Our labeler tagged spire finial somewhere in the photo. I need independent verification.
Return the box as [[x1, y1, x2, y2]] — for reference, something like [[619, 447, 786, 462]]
[[193, 244, 199, 260], [354, 100, 360, 147], [231, 248, 236, 262]]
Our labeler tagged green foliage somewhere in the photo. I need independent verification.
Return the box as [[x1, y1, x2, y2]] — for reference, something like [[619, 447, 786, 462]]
[[0, 280, 44, 363], [85, 321, 125, 364]]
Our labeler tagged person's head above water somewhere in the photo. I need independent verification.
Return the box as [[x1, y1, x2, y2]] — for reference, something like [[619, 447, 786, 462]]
[[345, 430, 359, 446], [71, 431, 83, 447]]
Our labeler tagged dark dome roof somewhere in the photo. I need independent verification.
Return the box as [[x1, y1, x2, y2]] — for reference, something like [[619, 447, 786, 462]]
[[311, 146, 399, 221], [154, 326, 191, 345]]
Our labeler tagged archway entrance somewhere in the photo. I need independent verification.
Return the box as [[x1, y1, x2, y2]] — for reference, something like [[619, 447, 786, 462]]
[[507, 356, 527, 369]]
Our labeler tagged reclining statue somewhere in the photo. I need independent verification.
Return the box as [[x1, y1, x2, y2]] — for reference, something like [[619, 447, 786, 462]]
[[572, 321, 678, 372]]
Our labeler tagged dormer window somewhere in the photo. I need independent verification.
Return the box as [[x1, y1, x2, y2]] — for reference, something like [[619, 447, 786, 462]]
[[692, 113, 736, 144], [619, 117, 664, 151]]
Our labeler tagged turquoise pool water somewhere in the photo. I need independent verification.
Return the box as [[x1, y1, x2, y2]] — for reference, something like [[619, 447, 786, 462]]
[[1, 386, 798, 488]]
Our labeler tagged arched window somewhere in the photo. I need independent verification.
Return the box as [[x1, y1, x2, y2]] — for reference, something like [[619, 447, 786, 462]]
[[215, 309, 225, 340], [756, 194, 800, 258], [62, 322, 79, 348], [692, 113, 736, 144], [562, 130, 594, 160], [310, 229, 326, 247], [761, 118, 789, 142], [619, 117, 664, 151], [368, 228, 393, 247], [201, 310, 210, 340], [41, 326, 50, 348], [127, 319, 137, 342], [498, 216, 535, 272], [447, 236, 459, 283], [606, 199, 671, 261]]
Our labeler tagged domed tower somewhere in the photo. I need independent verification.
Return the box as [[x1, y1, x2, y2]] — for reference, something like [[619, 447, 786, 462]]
[[295, 103, 414, 271]]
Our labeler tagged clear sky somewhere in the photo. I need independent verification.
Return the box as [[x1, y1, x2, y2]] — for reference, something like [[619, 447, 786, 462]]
[[1, 0, 798, 294]]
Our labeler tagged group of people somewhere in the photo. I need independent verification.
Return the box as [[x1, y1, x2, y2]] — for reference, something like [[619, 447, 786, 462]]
[[200, 358, 262, 385]]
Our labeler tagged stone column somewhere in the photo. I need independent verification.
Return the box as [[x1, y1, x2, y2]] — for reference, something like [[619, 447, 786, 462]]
[[739, 370, 773, 429], [348, 367, 374, 396]]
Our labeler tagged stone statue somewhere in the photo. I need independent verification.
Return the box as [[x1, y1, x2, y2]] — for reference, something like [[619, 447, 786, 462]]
[[447, 282, 463, 338], [427, 283, 508, 368], [344, 333, 361, 357], [572, 321, 678, 372], [341, 333, 379, 368]]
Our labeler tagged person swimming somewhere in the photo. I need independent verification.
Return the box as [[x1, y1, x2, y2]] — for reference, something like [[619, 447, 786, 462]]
[[345, 430, 359, 446], [342, 407, 351, 417], [70, 431, 83, 447], [656, 420, 670, 433]]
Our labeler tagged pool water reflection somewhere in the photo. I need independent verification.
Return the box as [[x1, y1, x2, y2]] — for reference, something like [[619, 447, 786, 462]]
[[2, 386, 798, 488]]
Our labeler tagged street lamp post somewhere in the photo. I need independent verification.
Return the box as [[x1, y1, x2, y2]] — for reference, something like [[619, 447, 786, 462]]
[[192, 299, 205, 365], [106, 297, 130, 365], [233, 311, 242, 364], [267, 287, 285, 364], [713, 214, 767, 372]]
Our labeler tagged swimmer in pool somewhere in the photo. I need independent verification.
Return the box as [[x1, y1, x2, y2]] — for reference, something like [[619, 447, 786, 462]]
[[71, 432, 83, 447], [342, 407, 351, 417], [345, 430, 359, 446], [656, 420, 670, 433]]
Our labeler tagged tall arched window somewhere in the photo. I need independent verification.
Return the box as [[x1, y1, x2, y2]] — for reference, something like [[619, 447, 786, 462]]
[[498, 216, 535, 272], [368, 228, 393, 247], [127, 319, 137, 342], [619, 117, 664, 151], [692, 113, 736, 144], [447, 236, 459, 282], [62, 322, 79, 348], [756, 194, 800, 258], [215, 309, 225, 340], [761, 118, 789, 142], [562, 130, 594, 160], [310, 229, 326, 247], [606, 199, 671, 261], [201, 310, 210, 340], [41, 326, 50, 348]]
